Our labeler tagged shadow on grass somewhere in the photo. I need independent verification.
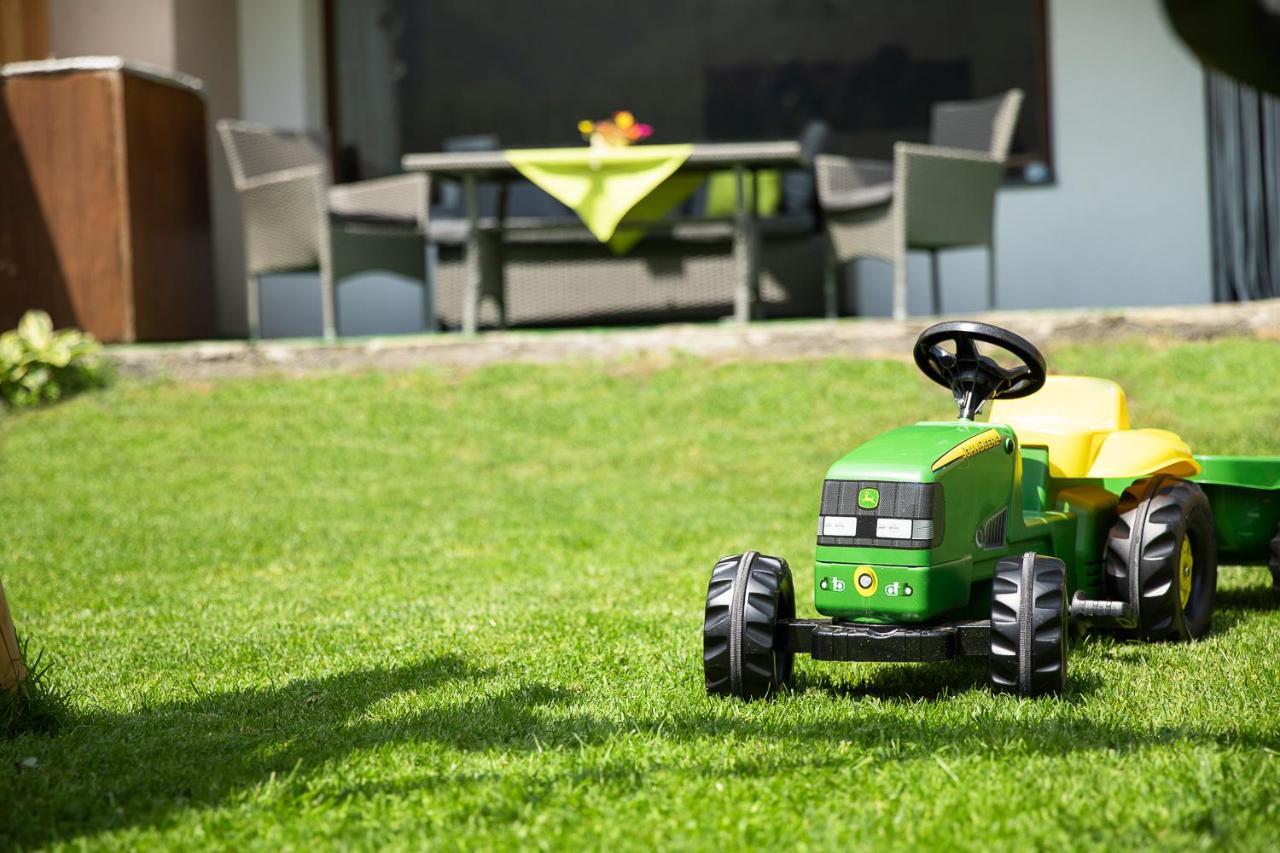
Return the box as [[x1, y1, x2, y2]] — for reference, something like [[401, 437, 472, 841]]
[[0, 655, 515, 849], [795, 658, 1103, 703], [796, 659, 990, 703], [1215, 584, 1278, 614], [2, 619, 1276, 847]]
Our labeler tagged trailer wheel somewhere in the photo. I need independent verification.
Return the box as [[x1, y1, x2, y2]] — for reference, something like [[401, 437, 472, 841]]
[[990, 552, 1068, 697], [703, 551, 795, 699], [1105, 476, 1217, 641], [1269, 523, 1280, 595]]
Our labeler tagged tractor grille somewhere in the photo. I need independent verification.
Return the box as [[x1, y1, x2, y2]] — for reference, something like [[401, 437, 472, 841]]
[[816, 480, 943, 549], [975, 508, 1008, 550]]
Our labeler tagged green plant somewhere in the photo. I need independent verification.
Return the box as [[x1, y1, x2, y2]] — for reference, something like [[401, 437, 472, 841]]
[[0, 310, 107, 409]]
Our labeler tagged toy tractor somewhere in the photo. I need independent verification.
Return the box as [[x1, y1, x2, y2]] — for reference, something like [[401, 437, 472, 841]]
[[703, 321, 1280, 698]]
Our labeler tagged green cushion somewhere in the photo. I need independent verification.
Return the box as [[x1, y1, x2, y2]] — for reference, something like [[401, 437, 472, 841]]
[[704, 169, 782, 217]]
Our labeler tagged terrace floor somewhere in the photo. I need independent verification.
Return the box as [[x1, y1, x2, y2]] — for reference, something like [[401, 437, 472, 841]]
[[108, 299, 1280, 380]]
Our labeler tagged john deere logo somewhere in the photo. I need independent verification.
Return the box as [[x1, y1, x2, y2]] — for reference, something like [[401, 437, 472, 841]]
[[932, 428, 1003, 472], [858, 488, 880, 510]]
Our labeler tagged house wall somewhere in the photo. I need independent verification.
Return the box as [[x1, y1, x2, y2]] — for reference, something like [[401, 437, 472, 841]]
[[306, 0, 1216, 331], [171, 0, 243, 338], [47, 0, 174, 66], [236, 0, 347, 338], [853, 0, 1213, 316], [42, 0, 1216, 336], [235, 0, 324, 130]]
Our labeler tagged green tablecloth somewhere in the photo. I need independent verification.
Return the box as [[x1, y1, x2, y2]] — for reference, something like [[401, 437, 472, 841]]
[[505, 144, 784, 254], [506, 144, 701, 253]]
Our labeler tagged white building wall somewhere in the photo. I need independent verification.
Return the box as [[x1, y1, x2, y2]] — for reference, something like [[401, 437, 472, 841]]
[[48, 0, 176, 66], [172, 0, 244, 339], [236, 0, 324, 130], [854, 0, 1213, 316], [236, 0, 352, 338]]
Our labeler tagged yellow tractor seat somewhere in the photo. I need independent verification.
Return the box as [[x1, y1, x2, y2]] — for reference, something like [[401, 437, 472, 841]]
[[988, 375, 1199, 480]]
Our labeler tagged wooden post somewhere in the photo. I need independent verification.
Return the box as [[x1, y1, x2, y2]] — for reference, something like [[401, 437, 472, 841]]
[[0, 0, 49, 65], [0, 578, 26, 692]]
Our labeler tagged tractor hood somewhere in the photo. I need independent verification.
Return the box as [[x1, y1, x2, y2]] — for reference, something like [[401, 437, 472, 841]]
[[814, 419, 1021, 622], [826, 421, 1005, 483]]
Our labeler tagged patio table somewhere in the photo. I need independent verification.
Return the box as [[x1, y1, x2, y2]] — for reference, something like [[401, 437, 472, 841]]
[[401, 141, 805, 334]]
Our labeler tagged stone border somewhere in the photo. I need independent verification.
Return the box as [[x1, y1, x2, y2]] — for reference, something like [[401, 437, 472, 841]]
[[108, 300, 1280, 381]]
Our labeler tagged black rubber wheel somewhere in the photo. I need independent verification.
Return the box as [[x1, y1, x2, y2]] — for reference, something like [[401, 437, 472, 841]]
[[1105, 476, 1217, 641], [990, 552, 1068, 697], [1269, 523, 1280, 596], [703, 551, 795, 699]]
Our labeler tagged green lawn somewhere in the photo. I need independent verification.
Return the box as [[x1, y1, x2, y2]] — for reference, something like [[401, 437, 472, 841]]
[[2, 337, 1279, 850]]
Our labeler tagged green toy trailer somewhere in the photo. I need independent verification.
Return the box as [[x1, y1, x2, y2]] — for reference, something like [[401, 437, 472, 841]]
[[703, 322, 1280, 698]]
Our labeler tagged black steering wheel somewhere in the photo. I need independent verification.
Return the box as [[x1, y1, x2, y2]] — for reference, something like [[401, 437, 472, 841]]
[[913, 321, 1047, 420]]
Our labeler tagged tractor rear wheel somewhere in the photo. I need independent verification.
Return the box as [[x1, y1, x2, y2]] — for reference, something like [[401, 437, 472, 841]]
[[990, 552, 1068, 697], [1105, 476, 1217, 641], [703, 551, 795, 699]]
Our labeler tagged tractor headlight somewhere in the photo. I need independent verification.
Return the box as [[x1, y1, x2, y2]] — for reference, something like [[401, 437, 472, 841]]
[[875, 518, 936, 539], [821, 516, 858, 537], [875, 518, 912, 538]]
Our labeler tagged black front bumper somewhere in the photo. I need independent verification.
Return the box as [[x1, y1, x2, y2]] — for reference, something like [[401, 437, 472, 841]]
[[780, 618, 990, 662]]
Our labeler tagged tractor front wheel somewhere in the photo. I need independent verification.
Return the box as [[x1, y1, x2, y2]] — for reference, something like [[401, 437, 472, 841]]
[[703, 551, 795, 699], [990, 552, 1068, 697]]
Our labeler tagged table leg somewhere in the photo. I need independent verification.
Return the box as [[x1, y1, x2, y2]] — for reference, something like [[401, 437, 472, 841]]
[[750, 169, 761, 315], [422, 239, 439, 334], [495, 179, 509, 330], [462, 174, 481, 335], [731, 164, 759, 323]]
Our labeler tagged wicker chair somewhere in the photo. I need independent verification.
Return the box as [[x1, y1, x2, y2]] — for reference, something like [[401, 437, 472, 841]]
[[816, 89, 1024, 320], [217, 120, 429, 340]]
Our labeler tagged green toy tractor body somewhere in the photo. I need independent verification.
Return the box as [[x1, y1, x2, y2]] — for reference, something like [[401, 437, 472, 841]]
[[703, 322, 1280, 699]]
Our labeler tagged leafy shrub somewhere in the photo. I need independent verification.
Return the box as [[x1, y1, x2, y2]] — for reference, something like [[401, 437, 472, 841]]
[[0, 310, 107, 409]]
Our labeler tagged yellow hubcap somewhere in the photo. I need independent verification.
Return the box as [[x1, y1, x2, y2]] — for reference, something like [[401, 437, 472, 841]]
[[1178, 537, 1194, 610]]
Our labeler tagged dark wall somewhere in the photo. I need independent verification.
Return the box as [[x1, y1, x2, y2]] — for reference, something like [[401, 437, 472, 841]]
[[331, 0, 1048, 178]]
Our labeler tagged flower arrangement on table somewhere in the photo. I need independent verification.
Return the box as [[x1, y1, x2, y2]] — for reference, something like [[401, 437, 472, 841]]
[[578, 110, 653, 148]]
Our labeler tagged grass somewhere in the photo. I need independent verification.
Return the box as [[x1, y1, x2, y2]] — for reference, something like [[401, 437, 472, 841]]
[[1, 336, 1279, 850]]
